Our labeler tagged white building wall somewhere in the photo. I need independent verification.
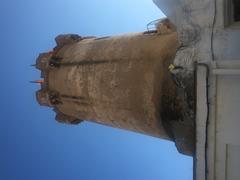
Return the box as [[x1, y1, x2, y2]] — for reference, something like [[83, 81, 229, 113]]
[[154, 0, 240, 180]]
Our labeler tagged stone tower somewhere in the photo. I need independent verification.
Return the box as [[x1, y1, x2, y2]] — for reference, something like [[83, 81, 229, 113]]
[[35, 20, 195, 155]]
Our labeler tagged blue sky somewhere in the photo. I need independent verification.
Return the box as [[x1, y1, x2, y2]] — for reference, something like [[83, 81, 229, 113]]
[[0, 0, 192, 179]]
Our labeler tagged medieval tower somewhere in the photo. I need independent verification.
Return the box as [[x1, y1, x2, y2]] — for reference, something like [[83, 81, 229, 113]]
[[34, 20, 195, 156]]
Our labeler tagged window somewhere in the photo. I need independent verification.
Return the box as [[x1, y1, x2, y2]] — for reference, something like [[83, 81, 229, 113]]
[[225, 0, 240, 26], [233, 0, 240, 22]]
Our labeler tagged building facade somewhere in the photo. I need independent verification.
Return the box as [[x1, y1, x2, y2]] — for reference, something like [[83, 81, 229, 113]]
[[154, 0, 240, 180]]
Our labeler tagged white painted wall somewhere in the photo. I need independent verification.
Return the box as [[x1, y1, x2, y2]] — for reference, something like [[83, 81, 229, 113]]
[[153, 0, 240, 180]]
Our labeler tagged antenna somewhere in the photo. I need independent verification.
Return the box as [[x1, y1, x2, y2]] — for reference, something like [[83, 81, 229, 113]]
[[30, 79, 44, 84]]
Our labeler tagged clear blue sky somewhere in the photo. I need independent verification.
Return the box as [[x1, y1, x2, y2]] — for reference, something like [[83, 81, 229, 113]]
[[0, 0, 192, 180]]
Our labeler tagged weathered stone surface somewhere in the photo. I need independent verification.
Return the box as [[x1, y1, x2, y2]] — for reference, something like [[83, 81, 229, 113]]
[[35, 22, 195, 155], [161, 69, 195, 155], [48, 31, 179, 139]]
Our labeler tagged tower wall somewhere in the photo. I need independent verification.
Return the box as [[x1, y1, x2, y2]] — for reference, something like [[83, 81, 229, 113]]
[[35, 19, 196, 155], [36, 31, 179, 139], [48, 32, 179, 139]]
